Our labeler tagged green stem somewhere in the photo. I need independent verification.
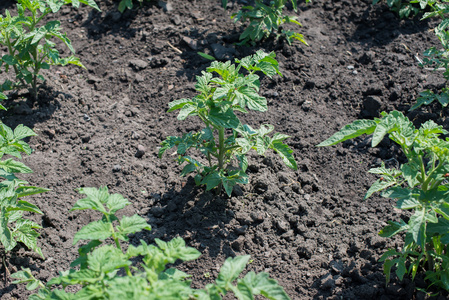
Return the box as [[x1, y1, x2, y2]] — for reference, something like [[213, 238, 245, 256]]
[[422, 159, 444, 191], [216, 127, 226, 195], [5, 33, 27, 89], [107, 216, 132, 277]]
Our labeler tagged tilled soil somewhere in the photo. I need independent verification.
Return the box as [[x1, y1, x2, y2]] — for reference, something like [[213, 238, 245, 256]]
[[1, 0, 448, 299]]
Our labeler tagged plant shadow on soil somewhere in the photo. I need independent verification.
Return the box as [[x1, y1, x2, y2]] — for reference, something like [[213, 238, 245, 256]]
[[137, 177, 241, 259], [0, 86, 63, 130], [348, 5, 433, 48]]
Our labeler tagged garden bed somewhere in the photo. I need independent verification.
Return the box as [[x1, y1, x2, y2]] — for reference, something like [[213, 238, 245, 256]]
[[0, 0, 447, 299]]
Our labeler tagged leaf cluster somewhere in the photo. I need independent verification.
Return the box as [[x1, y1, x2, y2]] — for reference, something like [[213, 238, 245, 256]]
[[226, 0, 310, 45], [159, 51, 297, 196], [12, 187, 290, 299], [319, 111, 449, 292], [118, 0, 149, 13], [372, 0, 446, 18], [0, 0, 100, 101], [0, 123, 48, 257]]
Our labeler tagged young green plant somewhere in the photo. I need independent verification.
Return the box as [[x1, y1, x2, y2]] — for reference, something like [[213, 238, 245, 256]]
[[411, 8, 449, 110], [318, 111, 449, 292], [12, 187, 291, 300], [0, 0, 100, 101], [225, 0, 309, 45], [159, 51, 297, 196], [372, 0, 443, 18], [118, 0, 148, 12], [0, 123, 49, 275]]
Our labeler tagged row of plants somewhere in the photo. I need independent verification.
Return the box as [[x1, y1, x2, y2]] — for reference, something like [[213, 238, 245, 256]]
[[0, 0, 309, 105], [0, 122, 290, 299], [316, 0, 449, 293], [0, 1, 300, 298], [8, 0, 449, 297]]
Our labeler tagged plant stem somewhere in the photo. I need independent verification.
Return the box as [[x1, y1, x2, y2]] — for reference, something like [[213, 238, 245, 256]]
[[107, 216, 132, 277], [216, 127, 226, 195]]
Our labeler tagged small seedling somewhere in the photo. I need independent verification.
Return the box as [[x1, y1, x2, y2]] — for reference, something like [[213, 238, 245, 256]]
[[12, 187, 291, 299], [0, 0, 100, 101], [159, 50, 297, 196], [0, 123, 49, 275], [118, 0, 148, 12], [224, 0, 310, 45], [319, 111, 449, 292]]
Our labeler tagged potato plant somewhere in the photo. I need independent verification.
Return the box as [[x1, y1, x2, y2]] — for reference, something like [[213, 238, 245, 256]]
[[411, 8, 449, 110], [319, 111, 449, 292], [0, 123, 49, 273], [12, 187, 291, 300], [118, 0, 148, 12], [372, 0, 445, 18], [0, 0, 100, 101], [223, 0, 309, 45], [159, 51, 297, 196]]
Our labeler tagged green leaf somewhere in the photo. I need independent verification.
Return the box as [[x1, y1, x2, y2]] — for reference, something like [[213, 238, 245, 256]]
[[364, 179, 397, 199], [0, 159, 32, 174], [177, 104, 197, 120], [88, 245, 131, 274], [271, 141, 297, 170], [0, 208, 14, 251], [379, 220, 408, 238], [317, 119, 377, 147], [13, 200, 44, 214], [198, 52, 215, 60], [235, 87, 267, 112], [216, 255, 250, 289], [408, 209, 426, 247], [117, 214, 151, 237], [155, 237, 201, 261], [2, 55, 18, 65], [73, 220, 112, 245], [237, 271, 291, 300], [16, 186, 50, 198], [208, 108, 240, 129], [201, 171, 222, 191], [168, 98, 193, 112]]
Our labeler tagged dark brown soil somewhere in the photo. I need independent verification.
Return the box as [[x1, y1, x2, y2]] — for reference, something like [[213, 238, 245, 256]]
[[1, 0, 448, 299]]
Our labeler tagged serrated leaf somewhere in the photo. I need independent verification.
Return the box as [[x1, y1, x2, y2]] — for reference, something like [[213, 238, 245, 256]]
[[73, 220, 112, 245], [201, 171, 221, 191], [216, 255, 250, 289], [271, 141, 297, 170], [155, 237, 201, 262], [379, 220, 408, 238], [208, 108, 240, 129], [364, 179, 397, 199], [0, 159, 32, 174], [237, 271, 290, 300], [177, 104, 197, 120], [117, 214, 151, 237], [168, 98, 193, 112], [88, 245, 131, 273], [16, 186, 50, 198], [13, 124, 36, 140], [408, 209, 426, 247], [317, 119, 377, 147]]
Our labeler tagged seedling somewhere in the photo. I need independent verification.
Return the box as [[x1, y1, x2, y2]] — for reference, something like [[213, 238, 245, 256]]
[[319, 111, 449, 292], [0, 0, 100, 101], [159, 51, 297, 196], [411, 8, 449, 110], [118, 0, 148, 12], [0, 123, 49, 275], [372, 0, 441, 18], [12, 187, 291, 299], [225, 0, 310, 45]]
